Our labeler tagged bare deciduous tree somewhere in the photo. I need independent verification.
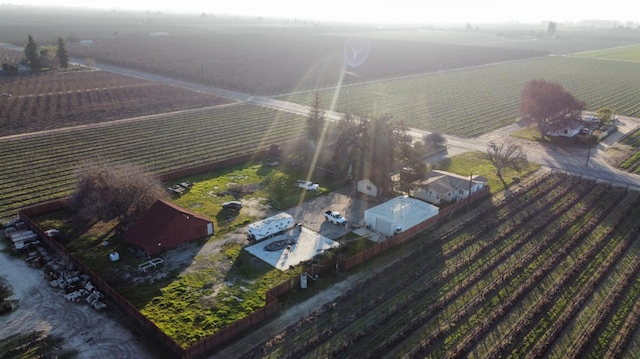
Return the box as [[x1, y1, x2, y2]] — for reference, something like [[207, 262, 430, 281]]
[[486, 142, 528, 189], [70, 159, 165, 224]]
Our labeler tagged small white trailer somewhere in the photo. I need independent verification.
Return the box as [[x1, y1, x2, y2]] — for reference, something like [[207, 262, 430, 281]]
[[247, 212, 294, 241]]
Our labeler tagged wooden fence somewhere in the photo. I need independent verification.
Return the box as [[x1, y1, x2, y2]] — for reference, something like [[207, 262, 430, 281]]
[[15, 168, 490, 358], [19, 200, 186, 358]]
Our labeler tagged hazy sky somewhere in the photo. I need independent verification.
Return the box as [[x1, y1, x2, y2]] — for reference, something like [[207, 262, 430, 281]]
[[10, 1, 640, 24]]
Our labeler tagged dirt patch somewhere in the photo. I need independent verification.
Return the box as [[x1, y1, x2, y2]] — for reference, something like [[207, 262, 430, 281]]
[[0, 241, 153, 358], [604, 143, 635, 167]]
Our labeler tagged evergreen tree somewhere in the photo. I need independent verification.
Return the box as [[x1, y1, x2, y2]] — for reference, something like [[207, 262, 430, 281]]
[[24, 34, 41, 70], [57, 37, 69, 69], [307, 90, 326, 143]]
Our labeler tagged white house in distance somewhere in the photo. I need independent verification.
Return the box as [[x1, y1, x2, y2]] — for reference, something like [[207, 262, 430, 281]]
[[545, 120, 583, 137], [364, 196, 439, 237], [357, 178, 380, 197], [410, 170, 488, 205]]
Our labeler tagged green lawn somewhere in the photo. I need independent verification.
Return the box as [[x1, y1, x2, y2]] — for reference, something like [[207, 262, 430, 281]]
[[436, 151, 541, 192]]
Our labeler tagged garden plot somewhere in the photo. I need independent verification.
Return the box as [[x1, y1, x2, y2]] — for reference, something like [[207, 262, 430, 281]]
[[245, 226, 338, 271]]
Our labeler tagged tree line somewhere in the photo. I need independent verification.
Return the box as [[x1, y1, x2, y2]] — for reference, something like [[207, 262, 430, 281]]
[[302, 91, 441, 194], [1, 34, 69, 74], [67, 73, 616, 229], [302, 78, 617, 193]]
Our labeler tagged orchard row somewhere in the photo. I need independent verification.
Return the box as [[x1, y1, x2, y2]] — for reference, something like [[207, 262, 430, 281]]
[[0, 70, 229, 136], [280, 56, 640, 138], [245, 173, 640, 358], [0, 104, 307, 220]]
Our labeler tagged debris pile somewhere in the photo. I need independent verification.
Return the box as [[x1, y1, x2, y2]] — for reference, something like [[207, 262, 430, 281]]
[[2, 217, 107, 311], [20, 241, 108, 311], [3, 219, 40, 252]]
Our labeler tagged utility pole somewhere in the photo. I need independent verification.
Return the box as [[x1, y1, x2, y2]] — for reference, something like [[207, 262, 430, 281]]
[[585, 136, 593, 167], [466, 172, 473, 211]]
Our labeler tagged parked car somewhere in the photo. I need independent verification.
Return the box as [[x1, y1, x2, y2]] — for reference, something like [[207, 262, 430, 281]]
[[296, 180, 319, 191], [222, 201, 243, 210]]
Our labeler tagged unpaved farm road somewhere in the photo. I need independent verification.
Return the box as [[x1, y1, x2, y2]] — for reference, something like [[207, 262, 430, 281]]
[[0, 241, 153, 358]]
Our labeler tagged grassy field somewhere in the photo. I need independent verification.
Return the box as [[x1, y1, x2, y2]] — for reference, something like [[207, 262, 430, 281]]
[[575, 44, 640, 62], [279, 56, 640, 137], [435, 151, 540, 192]]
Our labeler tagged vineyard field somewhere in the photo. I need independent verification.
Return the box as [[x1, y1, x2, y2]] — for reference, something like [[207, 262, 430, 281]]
[[240, 172, 640, 358], [64, 32, 544, 96], [4, 8, 638, 97], [278, 56, 640, 137], [0, 70, 230, 136], [617, 128, 640, 174], [575, 44, 640, 62], [0, 104, 307, 221]]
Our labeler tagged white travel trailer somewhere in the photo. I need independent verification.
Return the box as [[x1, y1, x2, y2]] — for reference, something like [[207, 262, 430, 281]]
[[247, 212, 294, 241]]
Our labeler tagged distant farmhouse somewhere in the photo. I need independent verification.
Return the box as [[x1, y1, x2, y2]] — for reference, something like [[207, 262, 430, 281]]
[[546, 113, 603, 138], [545, 120, 583, 137], [410, 170, 488, 205]]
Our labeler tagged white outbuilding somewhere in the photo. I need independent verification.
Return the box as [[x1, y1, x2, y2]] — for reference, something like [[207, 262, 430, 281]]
[[364, 196, 439, 237]]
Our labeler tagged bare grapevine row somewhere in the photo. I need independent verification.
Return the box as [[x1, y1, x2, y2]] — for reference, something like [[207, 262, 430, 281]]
[[0, 70, 230, 136], [0, 104, 307, 220], [333, 176, 590, 357], [279, 56, 640, 137], [239, 174, 640, 359]]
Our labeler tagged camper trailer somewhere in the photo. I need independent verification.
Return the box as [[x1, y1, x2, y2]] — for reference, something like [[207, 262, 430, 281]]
[[247, 212, 294, 241]]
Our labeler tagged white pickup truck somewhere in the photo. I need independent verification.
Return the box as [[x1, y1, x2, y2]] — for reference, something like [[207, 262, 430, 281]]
[[324, 210, 347, 225], [296, 180, 319, 191]]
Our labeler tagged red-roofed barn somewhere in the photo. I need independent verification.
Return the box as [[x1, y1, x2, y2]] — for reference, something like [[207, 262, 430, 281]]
[[126, 200, 213, 255]]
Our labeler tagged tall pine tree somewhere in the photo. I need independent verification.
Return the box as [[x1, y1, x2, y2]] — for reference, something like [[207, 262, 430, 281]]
[[24, 34, 41, 70], [57, 37, 69, 69], [307, 90, 326, 143]]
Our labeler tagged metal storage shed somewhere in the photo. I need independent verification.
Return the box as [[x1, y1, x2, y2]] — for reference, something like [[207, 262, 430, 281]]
[[364, 196, 439, 237]]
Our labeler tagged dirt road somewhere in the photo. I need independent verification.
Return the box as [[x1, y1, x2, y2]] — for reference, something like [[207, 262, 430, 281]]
[[0, 240, 153, 358]]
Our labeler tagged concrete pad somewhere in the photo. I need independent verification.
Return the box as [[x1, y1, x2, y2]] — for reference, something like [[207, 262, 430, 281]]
[[244, 226, 338, 271]]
